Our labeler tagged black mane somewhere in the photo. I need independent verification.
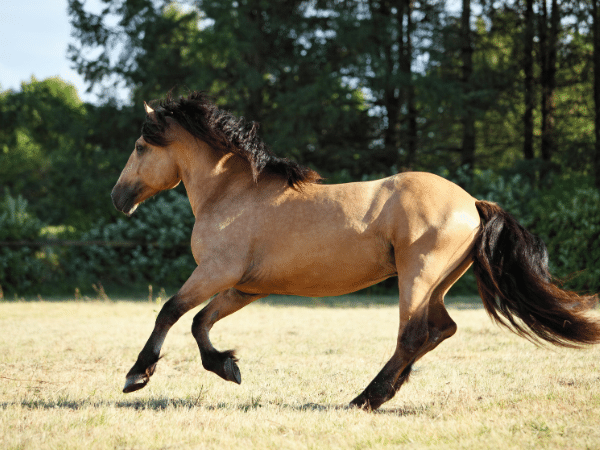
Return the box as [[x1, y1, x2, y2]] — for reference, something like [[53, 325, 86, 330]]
[[141, 92, 322, 188]]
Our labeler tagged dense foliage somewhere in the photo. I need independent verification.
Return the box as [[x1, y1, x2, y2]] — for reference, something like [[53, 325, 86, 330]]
[[68, 190, 196, 287], [1, 0, 599, 295], [0, 193, 46, 293]]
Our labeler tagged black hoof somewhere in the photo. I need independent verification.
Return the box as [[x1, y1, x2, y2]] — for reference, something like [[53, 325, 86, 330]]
[[223, 357, 242, 384], [350, 385, 390, 411], [349, 393, 374, 411], [123, 373, 149, 393], [123, 362, 157, 393], [202, 350, 242, 384]]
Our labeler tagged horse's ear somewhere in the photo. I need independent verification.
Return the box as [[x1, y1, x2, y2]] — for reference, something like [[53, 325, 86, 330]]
[[144, 102, 154, 115]]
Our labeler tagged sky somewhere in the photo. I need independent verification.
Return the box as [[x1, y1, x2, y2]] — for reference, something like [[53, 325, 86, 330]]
[[0, 0, 102, 103]]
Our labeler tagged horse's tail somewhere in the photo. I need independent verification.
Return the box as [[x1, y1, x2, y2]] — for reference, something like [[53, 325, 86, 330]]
[[472, 200, 600, 347]]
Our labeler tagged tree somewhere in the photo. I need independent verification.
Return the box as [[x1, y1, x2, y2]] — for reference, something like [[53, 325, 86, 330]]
[[593, 0, 600, 189], [323, 0, 423, 172], [399, 0, 418, 169], [420, 1, 514, 173], [68, 0, 202, 104], [68, 0, 375, 180], [539, 0, 560, 166], [460, 0, 475, 171], [523, 0, 535, 161], [0, 77, 101, 227], [66, 0, 600, 185]]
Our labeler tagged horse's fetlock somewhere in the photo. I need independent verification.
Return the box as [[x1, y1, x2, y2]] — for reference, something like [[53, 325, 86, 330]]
[[400, 328, 429, 353]]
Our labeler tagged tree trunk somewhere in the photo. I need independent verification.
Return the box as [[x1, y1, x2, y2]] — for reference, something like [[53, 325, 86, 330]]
[[398, 0, 418, 170], [523, 0, 535, 160], [369, 0, 401, 170], [593, 0, 600, 190], [539, 0, 559, 165], [460, 0, 476, 171]]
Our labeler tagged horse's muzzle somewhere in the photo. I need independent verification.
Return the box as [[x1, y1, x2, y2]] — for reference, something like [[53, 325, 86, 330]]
[[111, 182, 143, 216]]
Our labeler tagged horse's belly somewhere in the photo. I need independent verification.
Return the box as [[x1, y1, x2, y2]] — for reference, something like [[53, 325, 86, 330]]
[[236, 240, 396, 297]]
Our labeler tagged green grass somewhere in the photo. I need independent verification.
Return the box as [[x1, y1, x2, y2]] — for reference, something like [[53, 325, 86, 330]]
[[1, 297, 599, 449]]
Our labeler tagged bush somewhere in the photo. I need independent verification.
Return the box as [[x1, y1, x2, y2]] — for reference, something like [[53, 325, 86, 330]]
[[528, 183, 600, 293], [68, 190, 196, 288], [0, 193, 47, 293]]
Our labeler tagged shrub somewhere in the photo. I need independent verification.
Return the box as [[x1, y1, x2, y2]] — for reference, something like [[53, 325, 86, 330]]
[[68, 190, 196, 287], [0, 193, 46, 293], [528, 183, 600, 293]]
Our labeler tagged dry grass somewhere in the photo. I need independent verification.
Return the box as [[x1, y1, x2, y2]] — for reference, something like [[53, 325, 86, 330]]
[[1, 298, 599, 449]]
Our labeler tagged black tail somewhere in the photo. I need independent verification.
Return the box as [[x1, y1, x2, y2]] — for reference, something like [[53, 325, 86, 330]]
[[473, 200, 600, 347]]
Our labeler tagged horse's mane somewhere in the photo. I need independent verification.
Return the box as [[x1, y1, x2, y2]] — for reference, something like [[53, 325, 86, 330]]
[[141, 91, 322, 188]]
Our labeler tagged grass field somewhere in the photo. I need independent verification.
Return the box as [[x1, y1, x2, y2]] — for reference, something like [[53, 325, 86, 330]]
[[1, 296, 600, 449]]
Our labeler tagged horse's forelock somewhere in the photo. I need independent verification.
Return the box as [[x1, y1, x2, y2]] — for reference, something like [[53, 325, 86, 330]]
[[141, 111, 170, 147]]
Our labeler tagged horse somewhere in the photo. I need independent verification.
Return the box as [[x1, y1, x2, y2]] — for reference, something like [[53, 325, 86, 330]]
[[111, 91, 600, 411]]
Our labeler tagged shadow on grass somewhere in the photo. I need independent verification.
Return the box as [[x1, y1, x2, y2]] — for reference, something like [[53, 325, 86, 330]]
[[7, 397, 430, 417], [6, 288, 483, 310], [257, 294, 482, 309], [4, 397, 205, 411], [2, 294, 483, 311]]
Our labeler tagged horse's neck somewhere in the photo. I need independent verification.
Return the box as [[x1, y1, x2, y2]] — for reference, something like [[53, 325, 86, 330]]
[[177, 145, 256, 217]]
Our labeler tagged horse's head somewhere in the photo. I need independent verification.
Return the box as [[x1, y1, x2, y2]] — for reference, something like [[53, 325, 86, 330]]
[[111, 103, 181, 216]]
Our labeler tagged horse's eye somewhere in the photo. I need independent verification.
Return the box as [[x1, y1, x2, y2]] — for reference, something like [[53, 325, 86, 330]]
[[136, 144, 147, 154]]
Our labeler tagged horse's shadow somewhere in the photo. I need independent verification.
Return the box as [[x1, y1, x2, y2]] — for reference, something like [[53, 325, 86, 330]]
[[5, 397, 426, 416]]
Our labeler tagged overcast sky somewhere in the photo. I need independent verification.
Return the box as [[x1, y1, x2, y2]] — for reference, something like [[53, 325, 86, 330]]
[[0, 0, 101, 103]]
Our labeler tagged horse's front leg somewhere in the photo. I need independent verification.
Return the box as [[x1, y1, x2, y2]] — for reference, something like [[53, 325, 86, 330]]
[[122, 293, 190, 393], [123, 266, 237, 393], [191, 289, 266, 384]]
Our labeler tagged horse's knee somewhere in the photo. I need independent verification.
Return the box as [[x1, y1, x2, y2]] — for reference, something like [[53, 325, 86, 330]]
[[156, 294, 186, 327]]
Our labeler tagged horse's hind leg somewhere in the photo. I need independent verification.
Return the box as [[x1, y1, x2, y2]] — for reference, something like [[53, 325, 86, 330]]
[[191, 289, 266, 384], [349, 277, 431, 411], [350, 252, 471, 411]]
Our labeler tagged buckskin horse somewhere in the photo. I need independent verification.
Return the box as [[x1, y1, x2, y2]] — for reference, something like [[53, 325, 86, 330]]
[[111, 91, 600, 411]]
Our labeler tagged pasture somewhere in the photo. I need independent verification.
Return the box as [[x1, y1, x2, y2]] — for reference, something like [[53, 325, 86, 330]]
[[1, 297, 599, 449]]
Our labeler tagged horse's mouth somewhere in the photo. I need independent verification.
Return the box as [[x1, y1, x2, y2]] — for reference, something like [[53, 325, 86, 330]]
[[122, 203, 139, 217], [111, 182, 144, 216]]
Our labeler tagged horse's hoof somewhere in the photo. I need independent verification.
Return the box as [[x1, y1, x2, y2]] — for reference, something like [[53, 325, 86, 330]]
[[123, 374, 149, 393], [349, 394, 374, 411], [223, 357, 242, 384]]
